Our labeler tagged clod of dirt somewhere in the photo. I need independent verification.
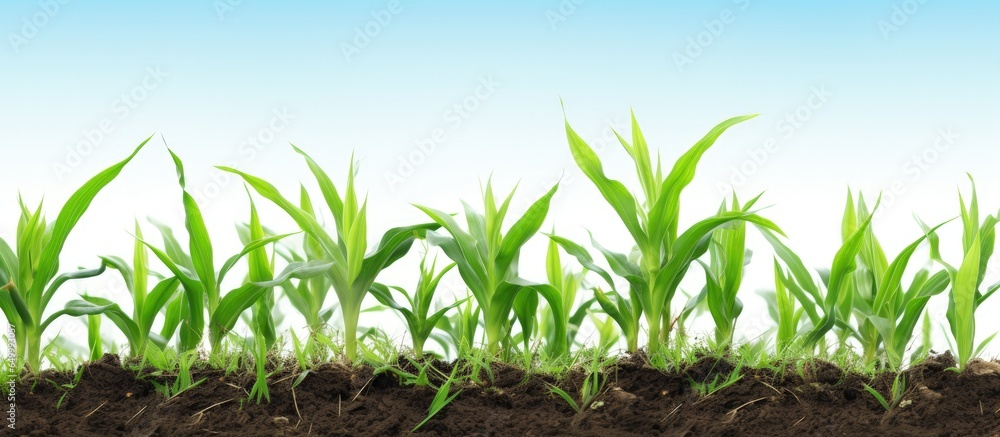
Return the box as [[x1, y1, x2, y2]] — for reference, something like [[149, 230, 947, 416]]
[[916, 385, 942, 401], [967, 360, 1000, 376], [607, 387, 638, 406]]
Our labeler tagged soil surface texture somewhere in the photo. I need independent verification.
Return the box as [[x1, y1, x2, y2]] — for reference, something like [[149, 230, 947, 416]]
[[12, 352, 1000, 436]]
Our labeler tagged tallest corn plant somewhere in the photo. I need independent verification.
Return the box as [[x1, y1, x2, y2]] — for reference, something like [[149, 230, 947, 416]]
[[558, 110, 782, 356], [0, 137, 149, 372], [221, 147, 438, 363]]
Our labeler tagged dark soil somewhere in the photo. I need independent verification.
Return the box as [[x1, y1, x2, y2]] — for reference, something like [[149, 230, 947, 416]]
[[12, 352, 1000, 436]]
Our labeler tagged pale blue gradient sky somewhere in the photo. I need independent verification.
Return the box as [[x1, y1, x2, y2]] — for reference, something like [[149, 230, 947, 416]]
[[2, 0, 999, 356]]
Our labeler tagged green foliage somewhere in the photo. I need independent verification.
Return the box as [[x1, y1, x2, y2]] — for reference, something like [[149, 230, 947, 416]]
[[0, 137, 149, 372], [411, 365, 462, 432], [221, 146, 437, 363], [90, 221, 181, 357], [539, 235, 594, 356], [762, 194, 879, 352], [561, 109, 782, 357], [689, 360, 744, 399], [549, 347, 612, 413], [417, 181, 565, 356], [699, 195, 753, 348], [4, 110, 1000, 409], [842, 191, 951, 370], [932, 178, 1000, 371], [863, 374, 906, 411], [371, 252, 464, 357]]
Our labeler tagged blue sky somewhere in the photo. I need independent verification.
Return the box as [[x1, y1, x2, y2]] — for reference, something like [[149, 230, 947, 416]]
[[2, 0, 999, 353]]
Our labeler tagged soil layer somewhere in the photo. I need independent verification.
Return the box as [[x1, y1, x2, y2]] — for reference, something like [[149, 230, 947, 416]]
[[12, 353, 1000, 436]]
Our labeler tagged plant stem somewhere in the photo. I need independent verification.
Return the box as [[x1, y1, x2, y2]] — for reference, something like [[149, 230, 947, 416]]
[[26, 329, 41, 373], [342, 300, 362, 363]]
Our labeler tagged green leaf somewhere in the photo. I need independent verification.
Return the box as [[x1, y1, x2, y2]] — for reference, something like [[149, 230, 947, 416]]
[[168, 149, 218, 310], [953, 231, 981, 368], [29, 136, 151, 302], [564, 116, 645, 248], [209, 260, 333, 344], [496, 184, 558, 274]]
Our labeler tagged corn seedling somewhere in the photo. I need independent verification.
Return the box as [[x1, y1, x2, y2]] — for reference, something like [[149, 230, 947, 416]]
[[142, 150, 328, 354], [759, 259, 804, 354], [926, 178, 1000, 371], [412, 365, 463, 432], [549, 346, 612, 413], [697, 195, 754, 348], [842, 191, 952, 370], [86, 221, 182, 357], [418, 181, 566, 356], [150, 350, 206, 399], [863, 373, 907, 412], [0, 138, 148, 372], [247, 195, 280, 404], [689, 360, 744, 400], [538, 235, 595, 356], [589, 313, 620, 352], [370, 252, 464, 358], [547, 235, 642, 353], [221, 147, 437, 363], [562, 109, 781, 357], [760, 195, 880, 352], [434, 291, 481, 359], [278, 186, 338, 341]]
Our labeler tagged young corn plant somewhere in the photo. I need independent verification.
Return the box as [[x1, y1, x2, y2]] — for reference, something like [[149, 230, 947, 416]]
[[221, 146, 438, 363], [561, 109, 782, 356], [434, 291, 481, 359], [863, 373, 907, 412], [370, 252, 466, 358], [841, 191, 951, 370], [925, 178, 1000, 372], [246, 194, 282, 404], [0, 138, 148, 372], [411, 365, 463, 432], [546, 234, 641, 352], [538, 235, 594, 356], [761, 259, 803, 354], [83, 221, 182, 358], [278, 187, 338, 341], [417, 181, 567, 356], [760, 195, 881, 353], [698, 196, 754, 349], [549, 347, 612, 413], [589, 313, 620, 351], [142, 150, 329, 353], [689, 360, 744, 400]]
